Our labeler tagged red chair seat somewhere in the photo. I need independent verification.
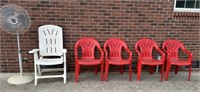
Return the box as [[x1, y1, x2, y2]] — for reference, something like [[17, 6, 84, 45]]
[[170, 59, 191, 66], [141, 59, 163, 65], [78, 58, 101, 65], [108, 58, 130, 65]]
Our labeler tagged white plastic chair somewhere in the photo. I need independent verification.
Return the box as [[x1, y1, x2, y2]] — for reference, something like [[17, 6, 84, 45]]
[[29, 25, 67, 85]]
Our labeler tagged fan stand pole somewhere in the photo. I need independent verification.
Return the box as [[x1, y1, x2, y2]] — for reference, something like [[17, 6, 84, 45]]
[[17, 32, 23, 76], [7, 32, 34, 85]]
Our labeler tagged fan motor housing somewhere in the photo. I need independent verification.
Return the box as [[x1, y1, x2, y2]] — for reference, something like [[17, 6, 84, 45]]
[[9, 16, 18, 25]]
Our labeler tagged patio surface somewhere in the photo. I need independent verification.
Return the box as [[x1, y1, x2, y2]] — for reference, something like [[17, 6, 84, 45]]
[[0, 71, 200, 92]]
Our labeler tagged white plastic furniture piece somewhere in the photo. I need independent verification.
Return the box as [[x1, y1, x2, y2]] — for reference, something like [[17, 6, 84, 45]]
[[29, 25, 67, 85]]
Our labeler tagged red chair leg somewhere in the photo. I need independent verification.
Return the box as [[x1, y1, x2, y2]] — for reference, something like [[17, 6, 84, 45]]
[[150, 66, 154, 75], [137, 63, 142, 81], [120, 65, 124, 74], [79, 66, 81, 75], [188, 65, 192, 81], [165, 63, 171, 81], [105, 64, 109, 81], [175, 66, 179, 74], [129, 64, 132, 81], [95, 65, 98, 75], [101, 63, 104, 81], [75, 64, 80, 83]]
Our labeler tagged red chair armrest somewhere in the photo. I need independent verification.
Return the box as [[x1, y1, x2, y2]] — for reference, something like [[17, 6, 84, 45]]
[[97, 46, 104, 62], [156, 48, 166, 63], [182, 49, 193, 63], [104, 47, 109, 62], [125, 48, 132, 63]]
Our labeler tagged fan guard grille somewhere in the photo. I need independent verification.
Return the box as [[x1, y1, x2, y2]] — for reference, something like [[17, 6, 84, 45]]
[[0, 4, 31, 34]]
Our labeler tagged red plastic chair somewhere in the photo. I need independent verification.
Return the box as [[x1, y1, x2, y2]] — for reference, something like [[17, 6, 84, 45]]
[[162, 39, 192, 81], [74, 38, 104, 82], [104, 38, 132, 81], [135, 38, 165, 81]]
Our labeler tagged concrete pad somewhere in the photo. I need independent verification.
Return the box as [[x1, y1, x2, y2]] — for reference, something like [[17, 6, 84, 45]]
[[0, 72, 200, 92]]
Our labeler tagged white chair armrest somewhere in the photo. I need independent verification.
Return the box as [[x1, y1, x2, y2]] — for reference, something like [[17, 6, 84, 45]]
[[29, 49, 39, 53], [29, 49, 39, 63], [62, 49, 67, 53]]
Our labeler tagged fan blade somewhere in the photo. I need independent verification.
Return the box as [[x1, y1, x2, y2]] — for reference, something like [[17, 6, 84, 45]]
[[16, 14, 28, 27], [15, 14, 30, 33], [0, 6, 16, 17], [1, 22, 18, 34]]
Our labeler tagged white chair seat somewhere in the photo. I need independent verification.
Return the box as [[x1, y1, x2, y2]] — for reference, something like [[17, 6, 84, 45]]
[[36, 58, 63, 65]]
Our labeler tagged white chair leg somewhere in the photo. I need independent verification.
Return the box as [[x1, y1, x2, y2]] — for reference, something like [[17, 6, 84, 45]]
[[64, 77, 66, 84], [63, 68, 66, 84], [64, 70, 66, 84], [64, 60, 67, 84], [35, 78, 38, 85], [37, 65, 41, 75], [34, 63, 38, 85], [65, 71, 67, 84]]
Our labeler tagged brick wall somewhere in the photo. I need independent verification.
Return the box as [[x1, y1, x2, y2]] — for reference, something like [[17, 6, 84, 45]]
[[0, 0, 199, 72]]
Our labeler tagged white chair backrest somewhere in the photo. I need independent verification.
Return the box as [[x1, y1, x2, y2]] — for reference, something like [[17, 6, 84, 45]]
[[38, 25, 63, 56]]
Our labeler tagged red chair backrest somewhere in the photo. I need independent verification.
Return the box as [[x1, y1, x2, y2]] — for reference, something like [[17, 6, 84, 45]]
[[75, 38, 101, 59], [162, 39, 185, 59], [135, 38, 160, 59], [104, 38, 128, 59]]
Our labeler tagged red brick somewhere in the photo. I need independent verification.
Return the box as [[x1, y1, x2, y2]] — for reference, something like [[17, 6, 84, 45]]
[[0, 0, 199, 72]]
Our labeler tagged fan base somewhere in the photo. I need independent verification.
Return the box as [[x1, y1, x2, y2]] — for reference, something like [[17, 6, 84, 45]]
[[7, 74, 34, 85]]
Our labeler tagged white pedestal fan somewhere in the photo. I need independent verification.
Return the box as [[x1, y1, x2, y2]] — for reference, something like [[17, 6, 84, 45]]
[[0, 4, 33, 84]]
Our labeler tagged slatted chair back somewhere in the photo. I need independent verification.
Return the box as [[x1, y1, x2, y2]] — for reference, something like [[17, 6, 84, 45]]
[[75, 38, 101, 59], [135, 38, 160, 59], [104, 38, 128, 59], [162, 39, 185, 59], [38, 25, 63, 57]]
